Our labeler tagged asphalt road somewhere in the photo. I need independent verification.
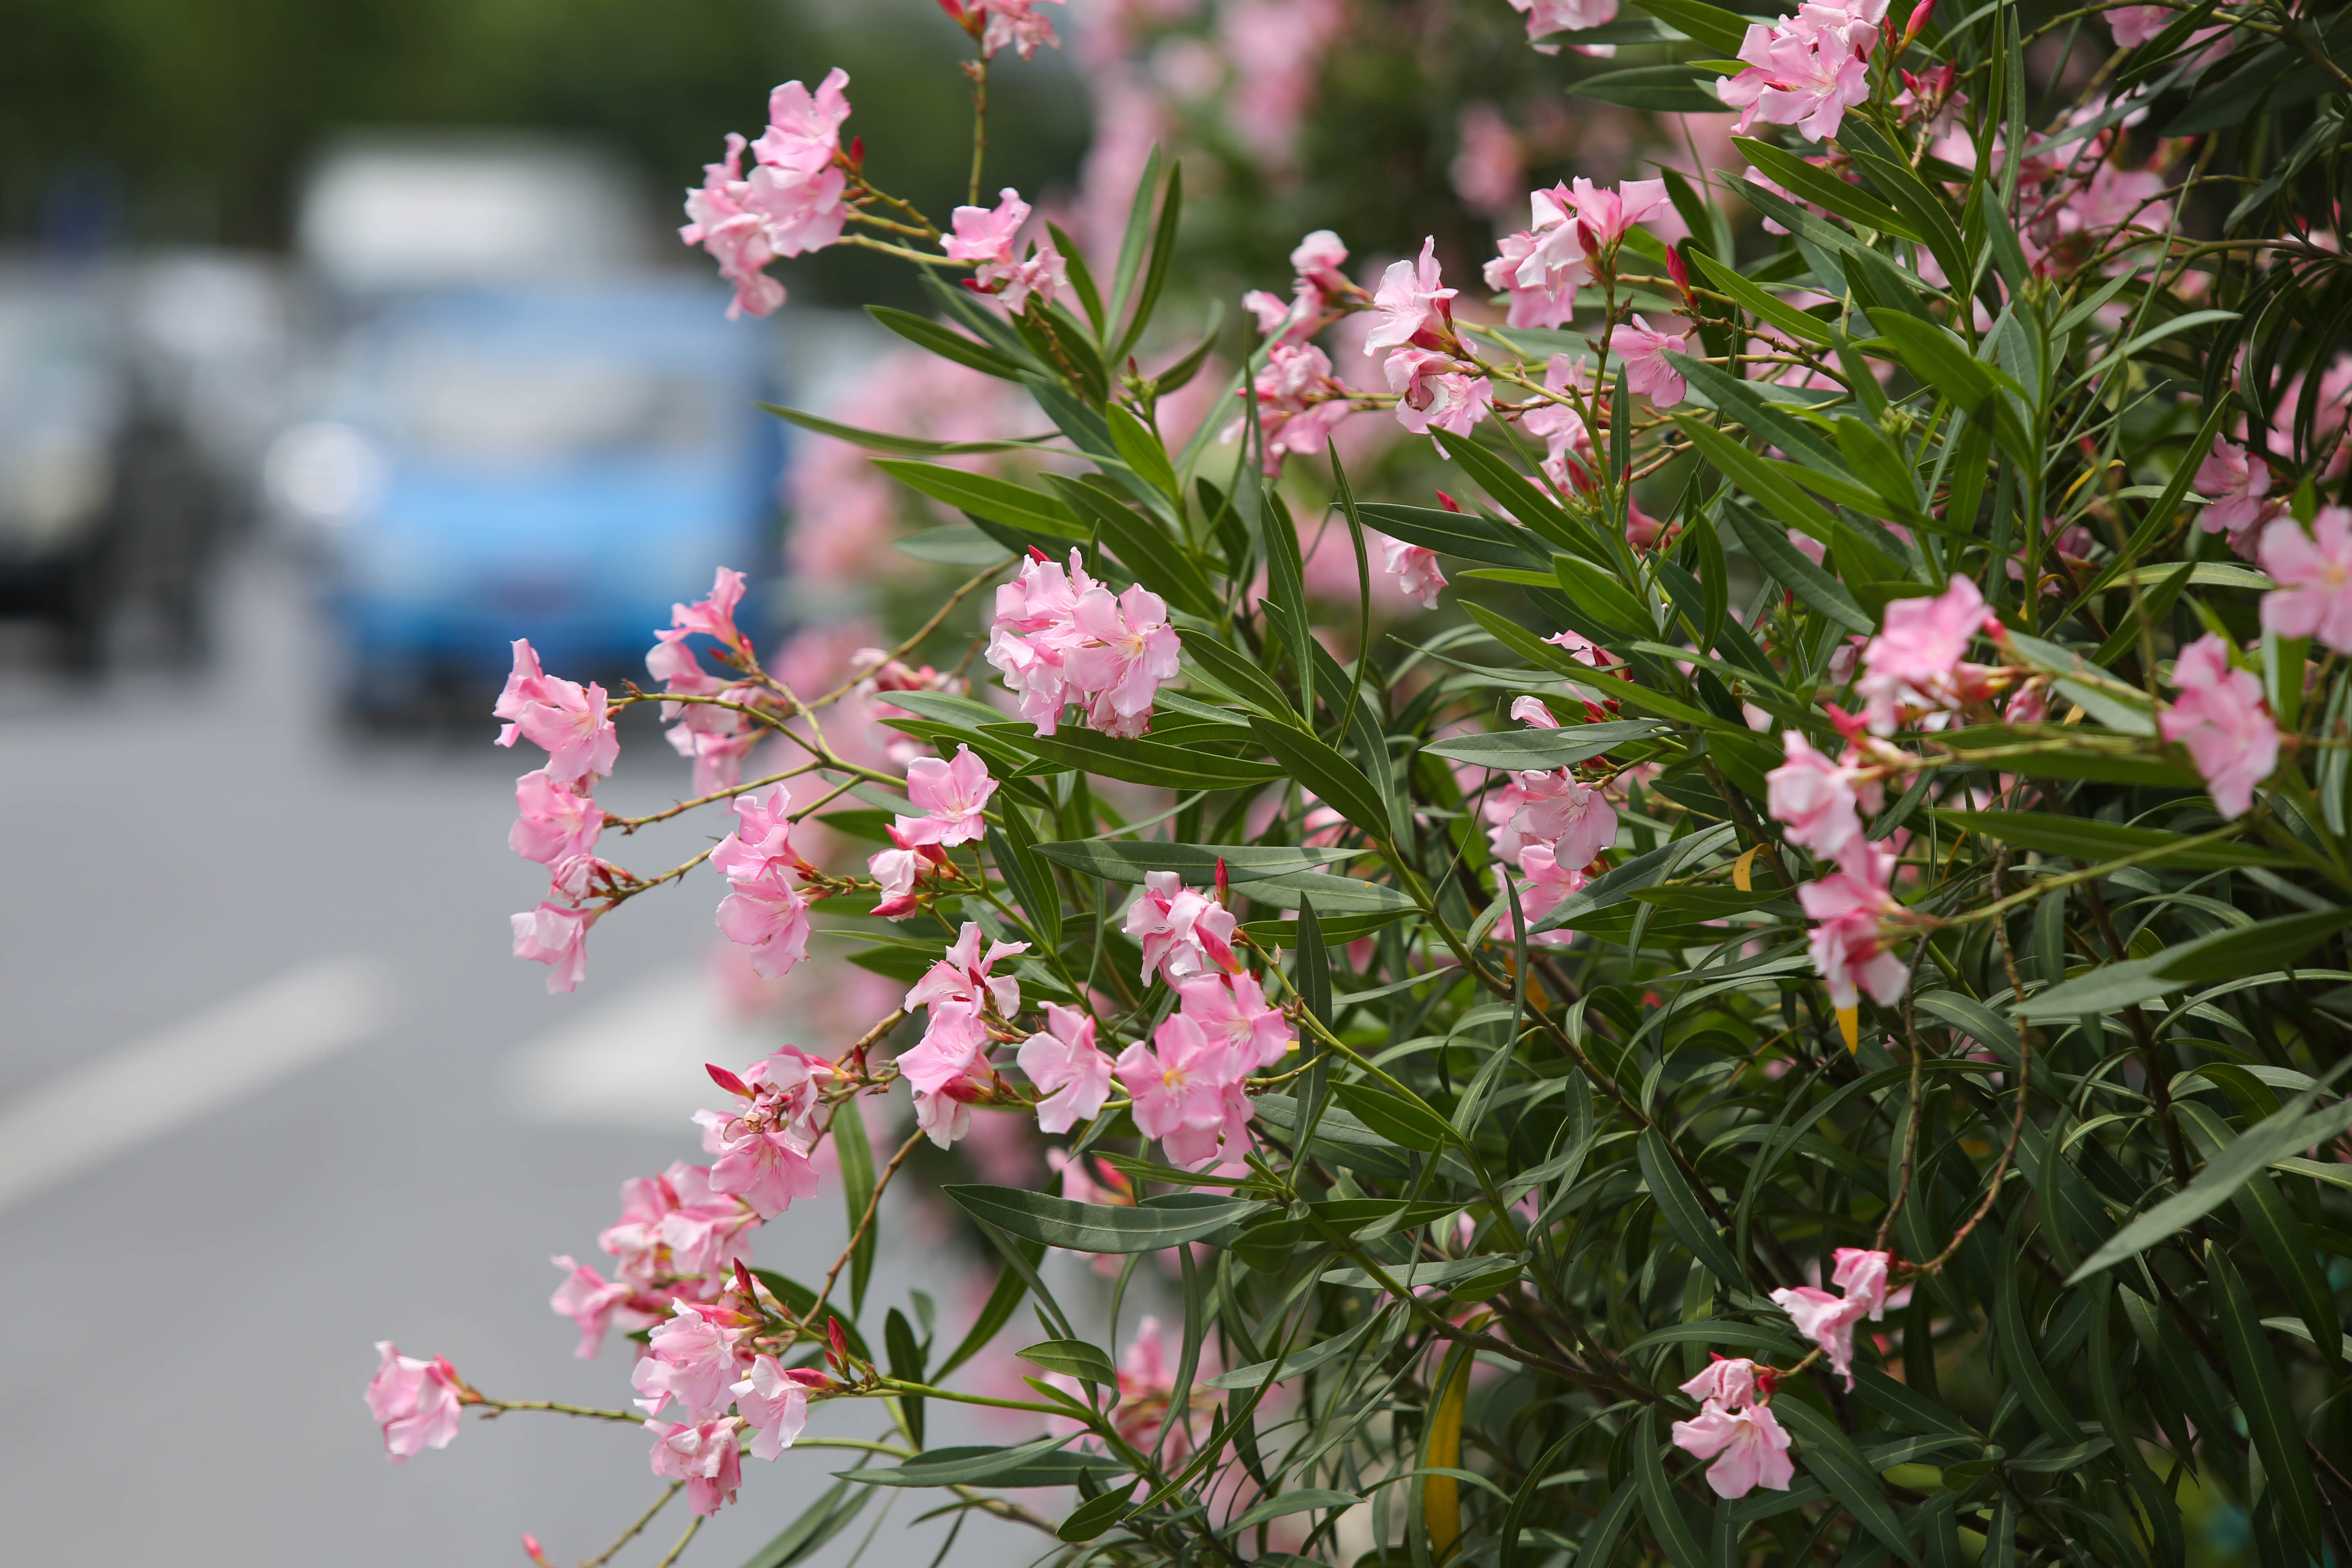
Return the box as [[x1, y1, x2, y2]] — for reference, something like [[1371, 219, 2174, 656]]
[[0, 557, 1051, 1568]]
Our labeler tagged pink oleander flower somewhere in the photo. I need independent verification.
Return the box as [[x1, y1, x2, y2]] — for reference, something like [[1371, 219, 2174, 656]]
[[1363, 238, 1457, 356], [1381, 535, 1448, 608], [1832, 1247, 1892, 1319], [646, 1417, 744, 1516], [1244, 285, 1312, 343], [1671, 1399, 1797, 1498], [367, 1342, 464, 1461], [1491, 768, 1619, 871], [671, 567, 753, 659], [494, 640, 619, 785], [1103, 1317, 1221, 1459], [1772, 1286, 1870, 1385], [680, 135, 787, 319], [1568, 177, 1670, 252], [867, 828, 935, 922], [510, 770, 604, 866], [706, 791, 804, 884], [967, 0, 1066, 58], [2196, 436, 2276, 544], [1855, 576, 1989, 735], [743, 157, 849, 259], [655, 1165, 761, 1280], [2065, 164, 2169, 236], [633, 1301, 748, 1421], [944, 188, 1067, 313], [1124, 871, 1240, 985], [1767, 732, 1867, 864], [1678, 1355, 1763, 1409], [714, 870, 812, 982], [913, 1072, 990, 1149], [2107, 3, 2174, 46], [1718, 4, 1876, 142], [512, 901, 595, 993], [696, 1105, 821, 1222], [1497, 840, 1586, 947], [1798, 842, 1907, 1010], [733, 1356, 831, 1460], [1486, 188, 1586, 329], [1607, 314, 1690, 405], [1292, 229, 1351, 294], [2161, 633, 2279, 818], [2261, 506, 2352, 653], [1117, 1011, 1247, 1160], [900, 923, 1027, 1111], [1018, 1001, 1116, 1133], [1243, 341, 1353, 472], [550, 1255, 634, 1359], [1385, 347, 1494, 439], [1507, 0, 1621, 53], [1066, 582, 1183, 738], [898, 744, 998, 847], [751, 69, 853, 174], [1177, 971, 1295, 1074], [1523, 353, 1597, 491]]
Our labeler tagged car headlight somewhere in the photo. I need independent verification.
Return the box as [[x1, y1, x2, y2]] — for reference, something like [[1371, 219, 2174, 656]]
[[265, 421, 385, 528], [1, 434, 111, 549]]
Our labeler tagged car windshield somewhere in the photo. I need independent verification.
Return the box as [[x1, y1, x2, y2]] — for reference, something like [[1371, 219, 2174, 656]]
[[0, 294, 117, 431], [376, 335, 717, 465]]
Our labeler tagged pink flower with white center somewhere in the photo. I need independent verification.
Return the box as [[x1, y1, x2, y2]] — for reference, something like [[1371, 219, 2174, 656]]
[[752, 69, 852, 173], [1177, 971, 1295, 1074], [633, 1301, 748, 1421], [1767, 732, 1868, 864], [493, 641, 619, 785], [679, 136, 787, 319], [1363, 238, 1457, 356], [366, 1342, 464, 1461], [1507, 0, 1621, 52], [1855, 576, 1988, 735], [512, 902, 595, 993], [1124, 871, 1240, 985], [984, 549, 1096, 735], [656, 1165, 761, 1280], [646, 1417, 744, 1516], [1771, 1284, 1871, 1387], [1568, 177, 1670, 252], [671, 568, 753, 659], [897, 744, 997, 848], [1718, 6, 1875, 142], [1380, 535, 1448, 608], [1018, 1002, 1116, 1134], [1606, 314, 1690, 405], [2161, 633, 2279, 818], [511, 770, 603, 866], [973, 0, 1065, 58], [1385, 348, 1494, 439], [1116, 1012, 1243, 1151], [732, 1357, 831, 1460], [697, 1107, 820, 1220], [1832, 1247, 1892, 1319], [712, 787, 800, 877], [1497, 840, 1586, 947], [906, 922, 1028, 1022], [714, 871, 811, 982], [867, 830, 932, 922], [1671, 1399, 1797, 1498], [1799, 842, 1907, 1010], [1679, 1355, 1762, 1409], [1067, 583, 1183, 738], [2197, 437, 2276, 543], [2261, 507, 2352, 653], [550, 1256, 634, 1359]]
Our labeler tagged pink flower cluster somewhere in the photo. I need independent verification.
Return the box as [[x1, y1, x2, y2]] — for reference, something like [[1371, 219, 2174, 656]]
[[1854, 575, 1994, 736], [944, 188, 1069, 314], [1117, 969, 1293, 1167], [694, 1045, 835, 1218], [941, 0, 1067, 60], [1719, 0, 1888, 143], [497, 639, 621, 992], [712, 788, 818, 980], [1125, 870, 1242, 984], [652, 568, 780, 796], [2261, 506, 2352, 655], [1769, 1246, 1891, 1388], [900, 923, 1029, 1146], [2196, 437, 2279, 555], [1767, 728, 1910, 1011], [1483, 697, 1621, 945], [2160, 633, 2279, 818], [633, 1299, 832, 1513], [552, 1163, 761, 1359], [1241, 341, 1354, 473], [987, 548, 1183, 738], [1506, 0, 1621, 54], [1670, 1356, 1795, 1499], [682, 71, 855, 318], [1245, 229, 1358, 347]]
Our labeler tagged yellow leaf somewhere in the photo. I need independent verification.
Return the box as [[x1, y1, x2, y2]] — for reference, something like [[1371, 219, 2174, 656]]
[[1423, 1346, 1471, 1556], [1733, 844, 1762, 893], [1838, 1004, 1860, 1052]]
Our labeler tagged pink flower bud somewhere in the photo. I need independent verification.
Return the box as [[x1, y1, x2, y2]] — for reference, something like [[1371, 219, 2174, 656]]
[[1666, 246, 1692, 301], [1435, 489, 1462, 513], [706, 1063, 753, 1098], [1214, 856, 1230, 904], [1902, 0, 1936, 45], [826, 1317, 849, 1371], [522, 1535, 552, 1567]]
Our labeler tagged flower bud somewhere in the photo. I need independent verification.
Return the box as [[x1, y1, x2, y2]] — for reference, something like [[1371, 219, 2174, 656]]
[[1665, 246, 1693, 303], [1901, 0, 1936, 47], [706, 1063, 753, 1098], [1434, 489, 1462, 513], [826, 1317, 849, 1372], [522, 1535, 553, 1567]]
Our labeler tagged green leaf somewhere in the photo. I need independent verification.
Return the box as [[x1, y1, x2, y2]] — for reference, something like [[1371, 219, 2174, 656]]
[[1926, 810, 2296, 869], [943, 1185, 1266, 1253], [2066, 1091, 2352, 1281], [835, 1094, 877, 1313], [1204, 1310, 1388, 1390], [1669, 353, 1849, 477], [978, 722, 1285, 789], [873, 459, 1084, 538], [1250, 717, 1394, 845], [737, 1474, 876, 1568], [1931, 725, 2199, 787], [1183, 634, 1298, 720], [1031, 841, 1351, 884], [1018, 1338, 1118, 1386], [884, 1307, 926, 1448], [1673, 415, 1841, 550], [2210, 1242, 2325, 1558], [895, 525, 1014, 566], [1227, 1489, 1361, 1535], [1864, 316, 2032, 462], [1432, 429, 1581, 543], [750, 1270, 872, 1362], [1057, 1480, 1141, 1543], [1687, 249, 1834, 347], [863, 305, 1027, 381], [1234, 871, 1419, 915], [1425, 718, 1666, 771], [847, 1438, 1119, 1489], [1995, 1247, 2080, 1445], [1736, 137, 1920, 241], [1332, 1080, 1460, 1152], [1104, 403, 1178, 499], [2177, 1102, 2341, 1375], [1574, 63, 1730, 112], [1772, 1399, 1922, 1564], [1634, 1409, 1709, 1568], [761, 400, 1034, 455], [1639, 1129, 1746, 1291], [1048, 474, 1219, 617], [1112, 159, 1182, 361], [1354, 501, 1547, 567], [1635, 0, 1750, 55], [1317, 1255, 1508, 1290], [933, 1241, 1045, 1378], [1719, 500, 1875, 633], [2022, 906, 2352, 1017], [1626, 1321, 1804, 1359]]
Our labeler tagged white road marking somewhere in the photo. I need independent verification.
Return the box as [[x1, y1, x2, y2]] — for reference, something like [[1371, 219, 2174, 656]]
[[503, 965, 781, 1134], [0, 955, 394, 1213]]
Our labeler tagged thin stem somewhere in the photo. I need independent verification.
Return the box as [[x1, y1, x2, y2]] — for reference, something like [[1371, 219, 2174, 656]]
[[650, 1514, 702, 1568], [583, 1483, 685, 1568], [967, 55, 989, 207], [807, 564, 1010, 713], [479, 1397, 643, 1425], [793, 1129, 928, 1340]]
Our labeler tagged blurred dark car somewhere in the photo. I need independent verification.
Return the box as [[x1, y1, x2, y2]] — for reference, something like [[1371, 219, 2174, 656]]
[[267, 283, 786, 720]]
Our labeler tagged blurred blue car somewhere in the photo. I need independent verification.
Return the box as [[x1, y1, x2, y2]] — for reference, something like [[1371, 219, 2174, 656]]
[[271, 283, 782, 715]]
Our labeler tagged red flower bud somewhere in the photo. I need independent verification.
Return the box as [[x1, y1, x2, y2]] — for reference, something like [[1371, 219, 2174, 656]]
[[1902, 0, 1936, 46], [1434, 489, 1462, 512], [1666, 245, 1693, 301], [1027, 545, 1052, 564], [1214, 856, 1230, 904], [826, 1317, 849, 1370], [706, 1062, 752, 1098]]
